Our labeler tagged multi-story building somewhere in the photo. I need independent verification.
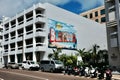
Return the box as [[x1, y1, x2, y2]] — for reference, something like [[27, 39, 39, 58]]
[[2, 3, 107, 65], [105, 0, 120, 69], [0, 20, 3, 67], [80, 6, 106, 24]]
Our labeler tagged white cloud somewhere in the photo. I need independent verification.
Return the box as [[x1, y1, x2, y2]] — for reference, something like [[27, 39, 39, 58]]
[[0, 0, 71, 18], [0, 0, 104, 18], [76, 0, 104, 11], [39, 0, 70, 5]]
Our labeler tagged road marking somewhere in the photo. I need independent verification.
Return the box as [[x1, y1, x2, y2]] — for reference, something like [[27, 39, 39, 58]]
[[0, 78, 4, 80], [0, 70, 48, 80]]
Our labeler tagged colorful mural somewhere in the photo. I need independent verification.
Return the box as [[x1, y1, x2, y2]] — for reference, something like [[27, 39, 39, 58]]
[[48, 19, 77, 50]]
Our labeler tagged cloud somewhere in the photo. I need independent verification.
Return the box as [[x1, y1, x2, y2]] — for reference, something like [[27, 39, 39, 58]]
[[76, 0, 104, 12], [0, 0, 104, 18], [0, 0, 71, 18], [39, 0, 71, 5], [0, 0, 38, 17]]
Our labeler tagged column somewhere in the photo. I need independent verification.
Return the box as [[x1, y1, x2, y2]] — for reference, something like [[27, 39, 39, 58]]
[[15, 14, 18, 63], [8, 21, 11, 62], [33, 5, 37, 62], [23, 10, 26, 61]]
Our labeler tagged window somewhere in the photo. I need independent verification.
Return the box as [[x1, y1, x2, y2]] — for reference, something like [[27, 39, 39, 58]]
[[95, 19, 99, 22], [95, 11, 98, 17], [83, 15, 87, 18], [101, 17, 106, 22], [40, 61, 50, 64], [51, 61, 54, 64], [100, 9, 105, 15], [90, 13, 93, 18]]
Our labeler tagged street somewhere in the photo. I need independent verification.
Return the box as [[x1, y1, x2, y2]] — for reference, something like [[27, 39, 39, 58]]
[[0, 69, 95, 80]]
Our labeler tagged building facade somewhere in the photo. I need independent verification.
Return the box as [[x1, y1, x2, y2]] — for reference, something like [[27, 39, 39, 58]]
[[80, 6, 106, 24], [2, 3, 107, 64], [105, 0, 120, 69], [0, 20, 3, 67]]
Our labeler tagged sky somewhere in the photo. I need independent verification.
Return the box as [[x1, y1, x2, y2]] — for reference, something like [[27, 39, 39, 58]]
[[0, 0, 104, 18]]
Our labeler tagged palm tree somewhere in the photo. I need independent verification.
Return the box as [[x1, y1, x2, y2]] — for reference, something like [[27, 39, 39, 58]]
[[76, 48, 86, 63], [48, 53, 53, 60], [48, 48, 62, 60], [91, 44, 100, 64], [98, 49, 108, 65]]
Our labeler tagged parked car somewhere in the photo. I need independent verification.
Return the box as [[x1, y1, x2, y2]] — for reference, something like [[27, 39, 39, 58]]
[[22, 60, 39, 71], [39, 60, 64, 72], [6, 62, 19, 69]]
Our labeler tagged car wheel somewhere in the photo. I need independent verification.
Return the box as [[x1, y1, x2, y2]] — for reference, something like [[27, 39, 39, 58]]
[[50, 69, 54, 73], [8, 67, 11, 69], [22, 67, 25, 70], [41, 68, 44, 72]]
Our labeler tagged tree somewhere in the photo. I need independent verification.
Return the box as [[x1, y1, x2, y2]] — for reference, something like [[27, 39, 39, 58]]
[[59, 54, 77, 66], [91, 44, 100, 64], [98, 49, 108, 66], [48, 53, 53, 60], [48, 48, 62, 60], [76, 48, 86, 62]]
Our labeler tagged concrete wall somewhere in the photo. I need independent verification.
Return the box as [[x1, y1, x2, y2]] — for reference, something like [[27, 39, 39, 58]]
[[42, 3, 107, 59]]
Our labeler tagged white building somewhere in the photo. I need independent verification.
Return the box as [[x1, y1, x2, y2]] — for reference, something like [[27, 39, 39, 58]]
[[1, 3, 107, 64], [0, 20, 3, 67]]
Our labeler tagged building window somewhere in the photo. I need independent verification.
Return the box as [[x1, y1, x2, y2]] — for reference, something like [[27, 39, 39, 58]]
[[95, 11, 98, 17], [100, 9, 105, 15], [90, 13, 93, 18], [83, 15, 87, 18], [95, 19, 99, 22], [101, 17, 106, 22]]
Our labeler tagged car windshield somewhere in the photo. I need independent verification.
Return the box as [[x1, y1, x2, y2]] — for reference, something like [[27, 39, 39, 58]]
[[30, 61, 35, 64], [54, 60, 63, 64]]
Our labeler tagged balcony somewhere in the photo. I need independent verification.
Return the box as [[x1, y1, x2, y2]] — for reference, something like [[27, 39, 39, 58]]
[[110, 38, 118, 47], [3, 52, 8, 56], [18, 21, 24, 25], [11, 36, 16, 40], [107, 20, 117, 27], [110, 32, 117, 36], [10, 27, 16, 32], [35, 17, 46, 23], [36, 43, 45, 46], [10, 50, 16, 55], [35, 46, 46, 52], [11, 48, 15, 51], [35, 31, 46, 37], [26, 17, 33, 22], [25, 31, 34, 39], [36, 13, 44, 18], [4, 49, 8, 52], [25, 46, 33, 53], [18, 46, 23, 50], [10, 38, 16, 43]]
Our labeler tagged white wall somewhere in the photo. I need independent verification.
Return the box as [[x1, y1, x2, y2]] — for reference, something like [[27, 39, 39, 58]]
[[43, 3, 107, 59]]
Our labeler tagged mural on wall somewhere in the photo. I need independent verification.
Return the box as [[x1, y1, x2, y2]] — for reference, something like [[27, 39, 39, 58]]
[[48, 19, 77, 50]]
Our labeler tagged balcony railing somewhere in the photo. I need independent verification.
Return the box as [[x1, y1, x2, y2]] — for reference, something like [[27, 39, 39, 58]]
[[18, 21, 24, 25], [107, 20, 117, 27], [26, 17, 33, 22]]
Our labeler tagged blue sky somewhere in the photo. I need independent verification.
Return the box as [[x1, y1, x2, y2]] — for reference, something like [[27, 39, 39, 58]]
[[0, 0, 104, 18]]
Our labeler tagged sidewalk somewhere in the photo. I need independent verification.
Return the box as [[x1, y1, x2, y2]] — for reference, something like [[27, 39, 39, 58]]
[[112, 75, 120, 80]]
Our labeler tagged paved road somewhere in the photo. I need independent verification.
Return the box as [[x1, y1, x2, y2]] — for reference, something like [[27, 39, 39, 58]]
[[0, 69, 95, 80]]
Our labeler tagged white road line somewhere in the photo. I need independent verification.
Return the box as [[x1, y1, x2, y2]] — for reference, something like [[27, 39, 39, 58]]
[[0, 78, 4, 80], [0, 70, 48, 80]]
